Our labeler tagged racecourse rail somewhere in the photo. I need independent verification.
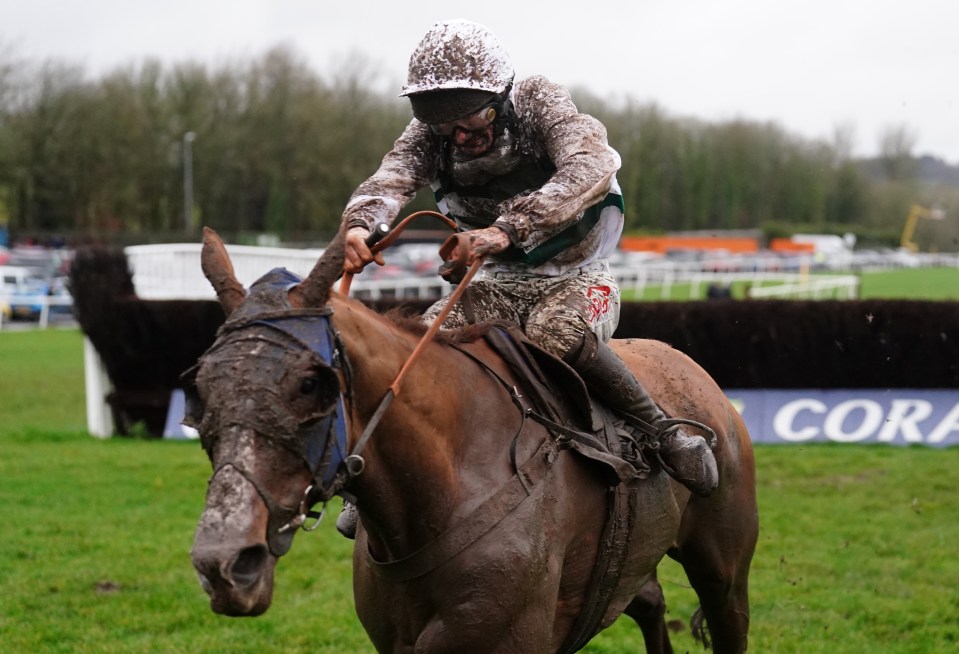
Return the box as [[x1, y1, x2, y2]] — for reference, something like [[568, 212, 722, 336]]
[[118, 244, 959, 302], [4, 244, 958, 332], [118, 242, 894, 302]]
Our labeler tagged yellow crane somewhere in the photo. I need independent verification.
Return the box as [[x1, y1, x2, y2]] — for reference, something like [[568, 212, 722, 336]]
[[900, 204, 945, 252]]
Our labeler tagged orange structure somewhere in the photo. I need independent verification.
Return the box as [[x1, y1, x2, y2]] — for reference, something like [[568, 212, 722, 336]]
[[620, 235, 759, 254], [768, 238, 815, 253]]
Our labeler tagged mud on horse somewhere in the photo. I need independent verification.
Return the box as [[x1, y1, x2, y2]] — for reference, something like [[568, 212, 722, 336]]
[[188, 226, 759, 653]]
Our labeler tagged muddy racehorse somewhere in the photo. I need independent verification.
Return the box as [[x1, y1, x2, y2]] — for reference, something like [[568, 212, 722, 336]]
[[188, 226, 758, 653]]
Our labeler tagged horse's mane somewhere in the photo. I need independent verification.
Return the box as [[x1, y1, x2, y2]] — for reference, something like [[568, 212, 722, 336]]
[[381, 307, 497, 345]]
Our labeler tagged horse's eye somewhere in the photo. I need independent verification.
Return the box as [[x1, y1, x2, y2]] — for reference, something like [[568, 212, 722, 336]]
[[300, 377, 319, 395]]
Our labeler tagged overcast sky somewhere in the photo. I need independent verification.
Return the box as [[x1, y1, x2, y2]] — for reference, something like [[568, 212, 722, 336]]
[[3, 0, 957, 162]]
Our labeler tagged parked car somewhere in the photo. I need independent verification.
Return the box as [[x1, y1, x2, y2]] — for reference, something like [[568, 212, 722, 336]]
[[0, 265, 72, 320]]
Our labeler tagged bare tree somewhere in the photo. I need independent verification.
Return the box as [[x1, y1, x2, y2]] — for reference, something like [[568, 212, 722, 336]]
[[878, 124, 918, 181]]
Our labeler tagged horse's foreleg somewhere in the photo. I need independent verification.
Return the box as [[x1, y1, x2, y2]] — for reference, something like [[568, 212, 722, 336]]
[[622, 575, 674, 654]]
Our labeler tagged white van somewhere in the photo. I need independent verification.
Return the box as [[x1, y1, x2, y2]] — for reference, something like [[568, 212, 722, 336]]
[[0, 265, 51, 318], [1, 265, 35, 290]]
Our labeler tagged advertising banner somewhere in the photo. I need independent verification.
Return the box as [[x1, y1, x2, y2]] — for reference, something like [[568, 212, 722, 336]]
[[726, 389, 959, 447], [164, 388, 959, 447]]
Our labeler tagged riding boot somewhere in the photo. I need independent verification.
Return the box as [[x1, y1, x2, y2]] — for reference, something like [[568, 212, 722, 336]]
[[336, 500, 358, 539], [563, 332, 719, 496]]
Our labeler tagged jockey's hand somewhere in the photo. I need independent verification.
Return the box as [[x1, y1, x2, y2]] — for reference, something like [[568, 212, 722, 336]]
[[453, 226, 511, 265], [344, 226, 385, 274]]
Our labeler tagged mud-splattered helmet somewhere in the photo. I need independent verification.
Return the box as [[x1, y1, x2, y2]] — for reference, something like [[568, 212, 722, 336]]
[[401, 19, 514, 125]]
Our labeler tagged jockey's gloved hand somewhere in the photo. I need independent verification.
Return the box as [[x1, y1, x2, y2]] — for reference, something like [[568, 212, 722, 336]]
[[344, 226, 386, 274], [457, 226, 511, 264], [438, 226, 511, 283], [468, 226, 511, 260]]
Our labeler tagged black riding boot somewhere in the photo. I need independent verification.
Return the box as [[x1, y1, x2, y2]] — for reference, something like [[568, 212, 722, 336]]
[[564, 332, 719, 496]]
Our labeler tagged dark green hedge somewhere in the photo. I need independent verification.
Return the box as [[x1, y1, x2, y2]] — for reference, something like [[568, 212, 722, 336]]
[[617, 299, 959, 389]]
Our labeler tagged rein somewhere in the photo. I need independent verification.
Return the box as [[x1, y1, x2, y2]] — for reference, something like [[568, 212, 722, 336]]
[[338, 210, 457, 295], [337, 210, 480, 488], [202, 226, 483, 549], [330, 215, 573, 580]]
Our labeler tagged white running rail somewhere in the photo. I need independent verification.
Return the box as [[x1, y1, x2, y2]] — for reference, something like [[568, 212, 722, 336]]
[[125, 243, 326, 300]]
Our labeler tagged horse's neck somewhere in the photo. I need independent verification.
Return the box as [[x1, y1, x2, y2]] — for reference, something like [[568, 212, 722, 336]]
[[333, 296, 466, 556], [331, 297, 429, 414]]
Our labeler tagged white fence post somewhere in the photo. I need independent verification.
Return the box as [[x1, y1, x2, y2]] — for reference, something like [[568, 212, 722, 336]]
[[83, 337, 114, 438]]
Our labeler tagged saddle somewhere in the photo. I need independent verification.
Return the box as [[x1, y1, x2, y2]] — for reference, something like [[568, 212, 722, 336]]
[[473, 322, 654, 486]]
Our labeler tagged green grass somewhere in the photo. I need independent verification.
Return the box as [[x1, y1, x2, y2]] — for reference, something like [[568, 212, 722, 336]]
[[621, 265, 959, 302], [857, 266, 959, 300], [0, 329, 364, 654], [3, 270, 959, 652]]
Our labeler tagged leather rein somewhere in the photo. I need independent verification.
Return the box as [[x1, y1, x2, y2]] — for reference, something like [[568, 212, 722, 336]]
[[266, 213, 566, 580]]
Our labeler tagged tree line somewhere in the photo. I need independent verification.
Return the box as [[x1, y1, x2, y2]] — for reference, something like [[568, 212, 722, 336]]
[[0, 46, 954, 250]]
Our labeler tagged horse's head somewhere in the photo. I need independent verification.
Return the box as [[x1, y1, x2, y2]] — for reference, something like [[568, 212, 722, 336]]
[[188, 227, 349, 616]]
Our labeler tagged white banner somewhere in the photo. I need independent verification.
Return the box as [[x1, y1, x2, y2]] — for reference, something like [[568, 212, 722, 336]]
[[727, 389, 959, 447]]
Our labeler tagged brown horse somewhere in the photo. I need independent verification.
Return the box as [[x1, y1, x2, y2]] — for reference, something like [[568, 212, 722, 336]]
[[188, 227, 758, 653]]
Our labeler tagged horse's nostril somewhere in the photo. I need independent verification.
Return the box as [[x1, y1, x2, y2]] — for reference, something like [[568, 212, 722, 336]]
[[230, 545, 268, 588]]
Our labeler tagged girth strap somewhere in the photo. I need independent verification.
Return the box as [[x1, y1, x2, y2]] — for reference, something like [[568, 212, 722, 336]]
[[557, 482, 636, 654]]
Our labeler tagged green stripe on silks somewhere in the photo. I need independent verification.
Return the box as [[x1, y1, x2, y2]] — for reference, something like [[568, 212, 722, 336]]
[[432, 191, 625, 268], [510, 192, 624, 267]]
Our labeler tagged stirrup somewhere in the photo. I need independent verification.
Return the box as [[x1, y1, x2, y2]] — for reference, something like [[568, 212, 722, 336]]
[[655, 417, 718, 449]]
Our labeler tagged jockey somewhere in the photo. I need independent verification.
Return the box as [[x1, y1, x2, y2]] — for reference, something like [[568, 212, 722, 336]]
[[339, 19, 717, 536]]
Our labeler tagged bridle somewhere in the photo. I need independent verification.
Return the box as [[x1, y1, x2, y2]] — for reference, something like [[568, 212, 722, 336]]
[[186, 299, 367, 557]]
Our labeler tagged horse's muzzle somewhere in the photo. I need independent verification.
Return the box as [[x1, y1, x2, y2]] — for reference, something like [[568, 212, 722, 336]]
[[190, 465, 279, 616], [191, 541, 277, 616]]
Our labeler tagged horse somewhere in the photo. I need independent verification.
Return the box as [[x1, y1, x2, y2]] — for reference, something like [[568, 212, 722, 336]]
[[188, 226, 758, 653]]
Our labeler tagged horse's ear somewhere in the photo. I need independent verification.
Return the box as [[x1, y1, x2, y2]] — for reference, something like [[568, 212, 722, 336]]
[[201, 227, 246, 316], [289, 225, 346, 308]]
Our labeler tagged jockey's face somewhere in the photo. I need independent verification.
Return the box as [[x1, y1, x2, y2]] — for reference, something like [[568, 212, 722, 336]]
[[449, 124, 495, 156], [430, 104, 497, 157]]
